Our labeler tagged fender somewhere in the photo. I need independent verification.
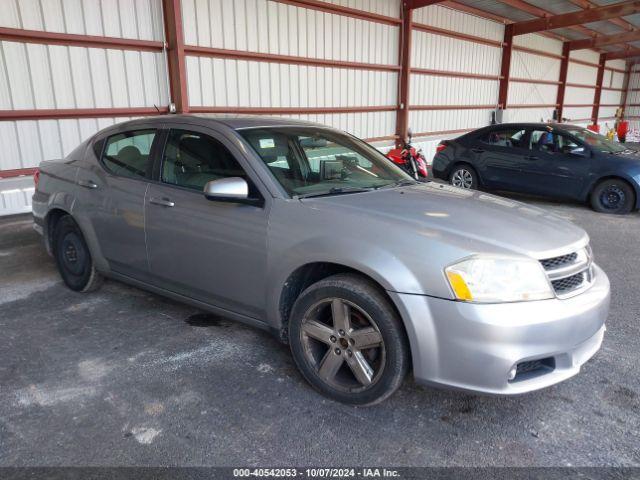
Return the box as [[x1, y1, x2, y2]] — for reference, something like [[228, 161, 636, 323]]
[[265, 234, 425, 329]]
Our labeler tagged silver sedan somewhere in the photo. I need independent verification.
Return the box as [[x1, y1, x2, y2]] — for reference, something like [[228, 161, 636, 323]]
[[32, 115, 610, 405]]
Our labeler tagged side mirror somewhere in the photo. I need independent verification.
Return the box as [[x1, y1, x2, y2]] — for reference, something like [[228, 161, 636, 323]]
[[569, 147, 586, 157], [204, 177, 250, 202]]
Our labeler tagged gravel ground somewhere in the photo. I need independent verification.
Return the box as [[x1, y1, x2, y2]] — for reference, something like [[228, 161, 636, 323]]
[[0, 195, 638, 467]]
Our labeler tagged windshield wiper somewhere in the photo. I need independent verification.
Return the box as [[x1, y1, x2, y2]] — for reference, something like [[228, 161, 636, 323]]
[[296, 186, 374, 199], [375, 179, 419, 190]]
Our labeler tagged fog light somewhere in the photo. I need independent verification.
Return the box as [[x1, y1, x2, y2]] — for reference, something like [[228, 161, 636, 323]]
[[508, 365, 518, 381]]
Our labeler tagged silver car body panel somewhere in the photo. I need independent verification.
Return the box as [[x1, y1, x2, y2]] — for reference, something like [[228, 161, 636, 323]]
[[32, 115, 610, 395]]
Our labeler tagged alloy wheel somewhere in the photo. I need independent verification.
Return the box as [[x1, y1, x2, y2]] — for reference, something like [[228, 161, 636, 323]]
[[451, 169, 473, 189], [300, 298, 386, 393]]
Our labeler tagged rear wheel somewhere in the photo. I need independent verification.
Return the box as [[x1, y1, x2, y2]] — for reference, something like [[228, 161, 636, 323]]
[[449, 164, 478, 189], [288, 274, 409, 406], [590, 179, 635, 214], [53, 215, 103, 292]]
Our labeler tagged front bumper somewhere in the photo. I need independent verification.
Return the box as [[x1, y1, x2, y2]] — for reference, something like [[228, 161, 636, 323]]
[[390, 264, 610, 395]]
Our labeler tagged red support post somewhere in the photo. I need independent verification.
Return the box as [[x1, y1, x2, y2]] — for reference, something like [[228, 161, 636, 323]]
[[620, 63, 631, 112], [498, 24, 513, 111], [162, 0, 188, 113], [591, 53, 606, 125], [396, 3, 413, 148], [556, 42, 570, 122]]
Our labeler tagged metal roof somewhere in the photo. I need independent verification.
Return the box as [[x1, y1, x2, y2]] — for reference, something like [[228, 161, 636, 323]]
[[453, 0, 640, 54]]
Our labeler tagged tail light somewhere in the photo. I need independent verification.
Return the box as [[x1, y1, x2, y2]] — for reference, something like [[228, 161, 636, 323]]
[[436, 143, 448, 153], [33, 169, 40, 188]]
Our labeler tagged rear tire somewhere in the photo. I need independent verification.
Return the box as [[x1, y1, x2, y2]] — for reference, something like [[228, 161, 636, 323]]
[[449, 164, 478, 189], [288, 274, 409, 406], [53, 215, 103, 292], [590, 179, 635, 214]]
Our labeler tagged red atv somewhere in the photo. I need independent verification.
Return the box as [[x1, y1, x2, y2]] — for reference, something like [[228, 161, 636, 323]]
[[386, 131, 429, 180]]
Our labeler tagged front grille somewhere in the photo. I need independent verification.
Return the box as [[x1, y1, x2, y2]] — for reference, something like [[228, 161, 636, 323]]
[[539, 248, 593, 297], [540, 252, 578, 270], [551, 272, 585, 294]]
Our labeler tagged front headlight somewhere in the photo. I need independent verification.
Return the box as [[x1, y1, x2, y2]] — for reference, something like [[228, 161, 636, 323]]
[[445, 255, 554, 303]]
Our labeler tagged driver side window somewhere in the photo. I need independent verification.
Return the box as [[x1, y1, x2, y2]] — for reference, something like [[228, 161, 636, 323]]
[[161, 130, 247, 191]]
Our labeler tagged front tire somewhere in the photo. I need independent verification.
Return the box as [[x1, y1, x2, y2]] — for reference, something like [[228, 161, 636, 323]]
[[449, 164, 478, 189], [590, 179, 635, 214], [288, 274, 409, 406], [53, 215, 103, 292]]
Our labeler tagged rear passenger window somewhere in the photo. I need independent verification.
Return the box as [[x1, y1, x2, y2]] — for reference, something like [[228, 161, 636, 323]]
[[161, 129, 247, 191], [480, 129, 526, 148], [102, 130, 156, 179]]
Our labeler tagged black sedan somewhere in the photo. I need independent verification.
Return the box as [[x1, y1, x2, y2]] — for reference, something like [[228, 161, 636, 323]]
[[432, 123, 640, 214]]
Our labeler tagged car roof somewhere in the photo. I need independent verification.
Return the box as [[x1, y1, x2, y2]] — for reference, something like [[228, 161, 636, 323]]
[[109, 114, 325, 131], [478, 122, 586, 130]]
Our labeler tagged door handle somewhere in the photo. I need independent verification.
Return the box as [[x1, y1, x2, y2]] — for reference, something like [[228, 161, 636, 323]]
[[149, 197, 175, 208], [78, 179, 98, 189], [471, 148, 485, 154], [525, 155, 538, 161]]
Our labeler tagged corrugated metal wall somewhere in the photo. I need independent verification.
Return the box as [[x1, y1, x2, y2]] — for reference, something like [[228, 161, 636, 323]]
[[625, 66, 640, 130], [181, 0, 400, 141], [0, 0, 630, 215], [0, 0, 169, 173], [409, 4, 501, 141], [505, 34, 561, 123]]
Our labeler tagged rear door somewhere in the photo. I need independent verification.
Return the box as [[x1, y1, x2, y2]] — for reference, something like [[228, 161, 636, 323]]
[[144, 125, 270, 320], [75, 127, 161, 279], [471, 127, 529, 189], [519, 129, 592, 199]]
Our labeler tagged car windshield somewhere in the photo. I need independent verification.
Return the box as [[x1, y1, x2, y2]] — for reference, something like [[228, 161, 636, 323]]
[[564, 127, 626, 154], [239, 127, 414, 197]]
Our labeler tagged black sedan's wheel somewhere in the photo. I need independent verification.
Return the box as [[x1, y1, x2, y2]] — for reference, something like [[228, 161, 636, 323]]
[[289, 274, 409, 406], [590, 179, 635, 214], [450, 164, 478, 189], [53, 215, 103, 292]]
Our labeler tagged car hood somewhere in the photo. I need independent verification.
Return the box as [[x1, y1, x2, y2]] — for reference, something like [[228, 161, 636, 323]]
[[301, 182, 588, 258]]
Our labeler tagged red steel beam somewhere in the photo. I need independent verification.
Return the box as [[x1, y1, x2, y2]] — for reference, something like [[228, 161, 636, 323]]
[[162, 0, 188, 113], [410, 104, 497, 110], [184, 45, 400, 72], [0, 168, 38, 179], [567, 0, 637, 32], [606, 48, 640, 60], [591, 53, 606, 124], [512, 1, 640, 36], [557, 42, 570, 122], [498, 24, 514, 110], [271, 0, 401, 26], [569, 30, 640, 50], [513, 45, 564, 61], [189, 106, 397, 115], [411, 68, 501, 81], [497, 0, 603, 39], [620, 64, 631, 110], [406, 0, 444, 8], [511, 78, 561, 85], [396, 4, 413, 148], [412, 127, 475, 138], [0, 107, 168, 121], [412, 23, 503, 48], [0, 26, 164, 52]]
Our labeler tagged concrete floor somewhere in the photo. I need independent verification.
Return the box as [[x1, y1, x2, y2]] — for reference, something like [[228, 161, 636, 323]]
[[0, 196, 639, 467]]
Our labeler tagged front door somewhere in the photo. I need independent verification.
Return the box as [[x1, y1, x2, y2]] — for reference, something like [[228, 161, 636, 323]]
[[520, 129, 592, 199], [472, 127, 529, 190], [144, 127, 269, 320]]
